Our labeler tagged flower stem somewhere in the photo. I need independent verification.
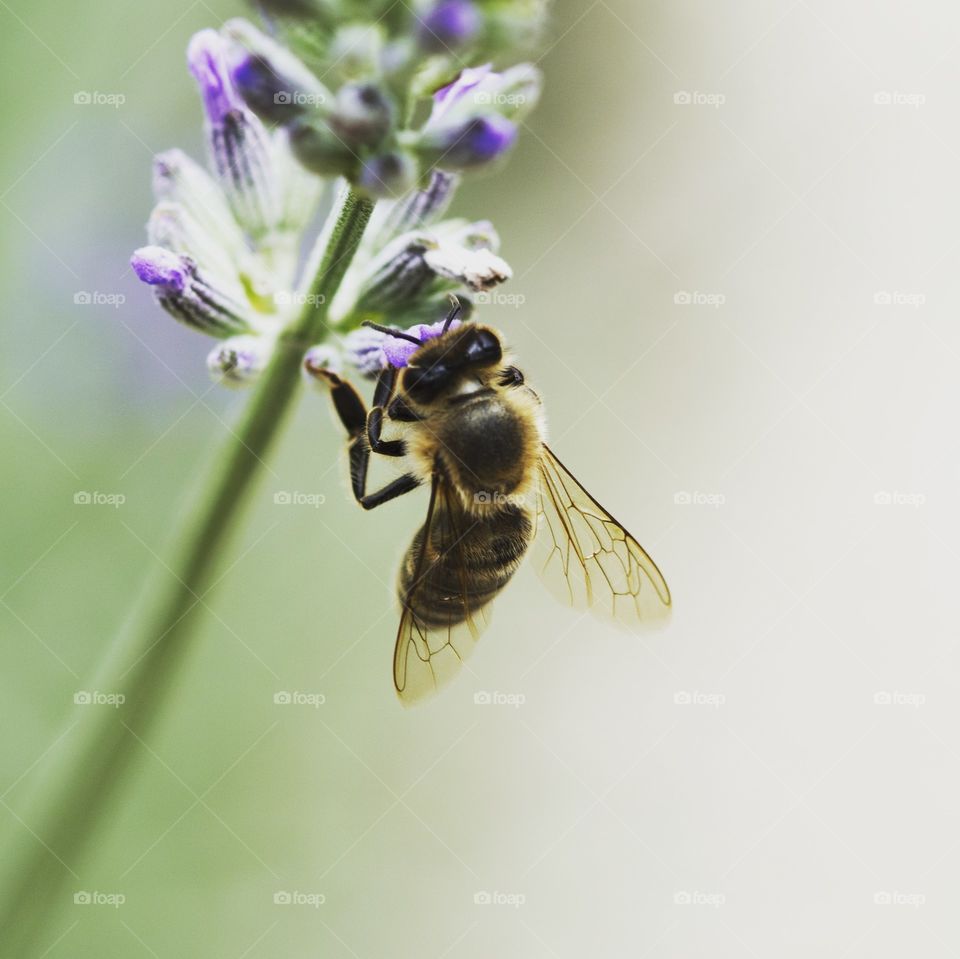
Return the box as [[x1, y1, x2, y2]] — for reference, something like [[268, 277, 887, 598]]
[[0, 189, 375, 957]]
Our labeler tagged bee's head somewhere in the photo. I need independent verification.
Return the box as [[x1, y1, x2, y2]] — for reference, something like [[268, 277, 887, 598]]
[[363, 300, 505, 406], [401, 324, 504, 405]]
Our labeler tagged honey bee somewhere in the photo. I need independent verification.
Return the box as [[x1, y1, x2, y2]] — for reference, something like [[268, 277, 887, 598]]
[[315, 303, 671, 702]]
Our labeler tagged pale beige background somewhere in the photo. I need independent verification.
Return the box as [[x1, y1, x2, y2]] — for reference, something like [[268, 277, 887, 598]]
[[2, 0, 958, 956]]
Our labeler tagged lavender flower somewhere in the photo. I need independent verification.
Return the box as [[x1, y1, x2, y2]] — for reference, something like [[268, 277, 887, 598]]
[[132, 5, 544, 387], [207, 334, 275, 386], [223, 19, 329, 125], [381, 317, 464, 368], [188, 30, 281, 240], [341, 326, 387, 378], [214, 11, 543, 193], [303, 344, 343, 374], [414, 63, 541, 170], [416, 0, 483, 52], [131, 247, 254, 338]]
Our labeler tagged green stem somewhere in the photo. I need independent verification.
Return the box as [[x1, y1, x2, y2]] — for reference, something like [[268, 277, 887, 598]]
[[0, 189, 375, 957]]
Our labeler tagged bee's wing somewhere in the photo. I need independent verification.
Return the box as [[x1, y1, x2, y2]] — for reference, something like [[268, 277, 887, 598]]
[[533, 445, 672, 625], [393, 473, 493, 704]]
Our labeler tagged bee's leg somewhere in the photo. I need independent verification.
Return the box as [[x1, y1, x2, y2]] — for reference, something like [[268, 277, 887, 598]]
[[309, 368, 368, 437], [310, 366, 419, 507], [358, 473, 422, 511], [366, 367, 406, 457], [499, 366, 525, 387], [357, 368, 422, 507], [306, 367, 375, 502], [366, 407, 406, 457]]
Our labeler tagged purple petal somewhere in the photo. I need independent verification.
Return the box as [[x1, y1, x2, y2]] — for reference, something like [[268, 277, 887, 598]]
[[382, 318, 462, 369], [187, 29, 241, 125], [130, 246, 192, 293], [432, 64, 492, 119], [458, 115, 516, 163], [418, 1, 482, 51]]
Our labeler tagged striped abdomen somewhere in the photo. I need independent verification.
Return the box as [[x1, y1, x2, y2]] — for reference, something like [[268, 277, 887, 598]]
[[399, 503, 533, 629]]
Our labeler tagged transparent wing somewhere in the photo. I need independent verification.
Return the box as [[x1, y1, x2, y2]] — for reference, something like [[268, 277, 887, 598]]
[[533, 445, 671, 626], [393, 474, 493, 704]]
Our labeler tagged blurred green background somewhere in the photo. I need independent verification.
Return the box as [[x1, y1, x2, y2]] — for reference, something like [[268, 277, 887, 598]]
[[5, 0, 960, 956]]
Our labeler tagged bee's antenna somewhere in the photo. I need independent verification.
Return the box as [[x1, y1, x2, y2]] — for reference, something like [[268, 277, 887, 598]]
[[442, 295, 462, 334], [361, 321, 423, 346]]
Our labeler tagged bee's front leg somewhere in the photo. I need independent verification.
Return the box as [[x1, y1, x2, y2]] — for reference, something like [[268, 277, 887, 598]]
[[307, 367, 368, 438], [308, 365, 420, 509], [366, 367, 406, 457]]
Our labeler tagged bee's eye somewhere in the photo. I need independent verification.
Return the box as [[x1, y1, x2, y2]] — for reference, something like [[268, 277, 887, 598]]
[[405, 362, 450, 402], [463, 329, 502, 366]]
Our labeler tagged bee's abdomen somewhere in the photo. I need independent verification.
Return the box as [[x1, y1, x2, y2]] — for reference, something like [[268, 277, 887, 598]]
[[399, 506, 533, 628]]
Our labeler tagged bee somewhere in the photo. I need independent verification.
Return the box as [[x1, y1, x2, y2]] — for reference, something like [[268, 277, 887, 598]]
[[314, 302, 671, 703]]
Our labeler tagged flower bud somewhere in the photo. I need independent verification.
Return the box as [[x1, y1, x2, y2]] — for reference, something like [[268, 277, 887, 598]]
[[418, 114, 517, 170], [427, 62, 542, 125], [329, 82, 394, 148], [303, 344, 344, 383], [376, 170, 459, 245], [423, 237, 511, 291], [352, 218, 511, 312], [147, 203, 241, 288], [358, 151, 419, 199], [152, 149, 241, 252], [131, 246, 253, 338], [273, 129, 326, 235], [288, 117, 355, 176], [188, 29, 280, 240], [342, 326, 386, 378], [223, 19, 329, 125], [327, 24, 385, 81], [206, 334, 273, 386], [355, 232, 435, 312], [416, 1, 482, 53]]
